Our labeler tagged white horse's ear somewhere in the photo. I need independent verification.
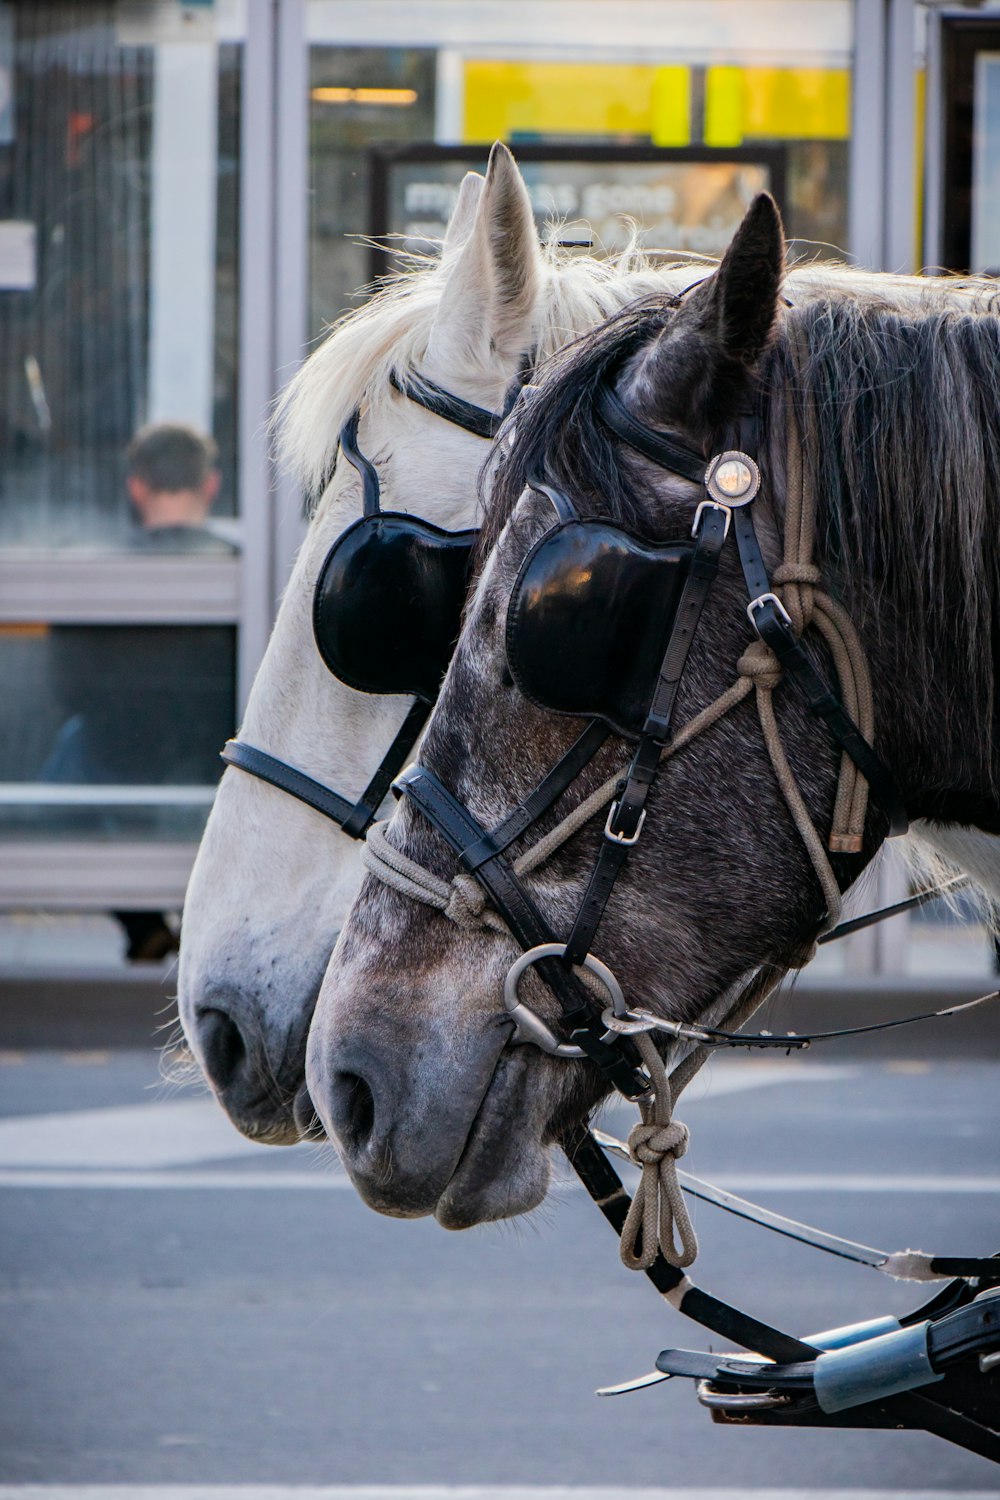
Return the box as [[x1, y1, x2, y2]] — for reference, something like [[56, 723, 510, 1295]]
[[442, 172, 485, 254], [426, 142, 542, 377]]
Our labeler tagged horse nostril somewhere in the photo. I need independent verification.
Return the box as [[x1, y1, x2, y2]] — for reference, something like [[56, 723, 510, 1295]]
[[334, 1070, 376, 1152], [293, 1082, 325, 1140], [196, 1007, 247, 1092]]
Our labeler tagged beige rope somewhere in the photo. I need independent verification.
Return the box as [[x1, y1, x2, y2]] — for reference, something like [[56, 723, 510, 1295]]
[[619, 1031, 698, 1270]]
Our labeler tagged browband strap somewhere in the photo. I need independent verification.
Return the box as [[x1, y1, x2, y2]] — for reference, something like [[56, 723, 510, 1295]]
[[390, 369, 511, 440], [595, 385, 706, 485]]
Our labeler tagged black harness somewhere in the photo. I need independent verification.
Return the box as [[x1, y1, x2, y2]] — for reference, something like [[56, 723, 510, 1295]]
[[221, 368, 524, 838], [385, 384, 1000, 1462]]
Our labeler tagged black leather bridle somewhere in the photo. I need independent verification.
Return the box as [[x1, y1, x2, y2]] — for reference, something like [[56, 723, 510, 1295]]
[[220, 367, 527, 839], [392, 383, 908, 1096]]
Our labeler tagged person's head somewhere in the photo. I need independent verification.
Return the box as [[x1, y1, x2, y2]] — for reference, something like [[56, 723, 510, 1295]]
[[126, 422, 221, 528]]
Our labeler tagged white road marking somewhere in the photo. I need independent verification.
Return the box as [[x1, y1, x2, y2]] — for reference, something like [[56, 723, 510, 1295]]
[[0, 1064, 855, 1173], [2, 1489, 999, 1500], [0, 1168, 997, 1193], [0, 1100, 298, 1169]]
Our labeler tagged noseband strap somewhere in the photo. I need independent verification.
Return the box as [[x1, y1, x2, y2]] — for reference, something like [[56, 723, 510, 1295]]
[[221, 697, 429, 839]]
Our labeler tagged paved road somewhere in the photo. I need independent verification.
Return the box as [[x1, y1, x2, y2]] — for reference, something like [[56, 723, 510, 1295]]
[[0, 1047, 997, 1496]]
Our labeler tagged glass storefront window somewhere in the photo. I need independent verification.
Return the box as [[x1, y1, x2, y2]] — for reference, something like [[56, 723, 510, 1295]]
[[0, 622, 234, 840], [307, 0, 853, 328], [0, 3, 240, 551]]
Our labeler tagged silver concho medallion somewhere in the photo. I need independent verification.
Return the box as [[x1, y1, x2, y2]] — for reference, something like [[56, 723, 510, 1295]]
[[705, 450, 761, 506]]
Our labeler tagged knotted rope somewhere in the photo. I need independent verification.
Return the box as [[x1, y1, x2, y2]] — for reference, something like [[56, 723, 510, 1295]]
[[620, 1031, 698, 1269]]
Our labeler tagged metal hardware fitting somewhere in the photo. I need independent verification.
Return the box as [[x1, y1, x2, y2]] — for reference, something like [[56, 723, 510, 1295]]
[[696, 1381, 791, 1412], [747, 591, 793, 631], [691, 499, 731, 540], [604, 802, 646, 845], [503, 942, 623, 1058], [600, 1005, 714, 1043], [705, 450, 761, 506]]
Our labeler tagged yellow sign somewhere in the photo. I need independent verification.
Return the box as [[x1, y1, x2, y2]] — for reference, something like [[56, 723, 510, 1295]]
[[463, 60, 849, 145]]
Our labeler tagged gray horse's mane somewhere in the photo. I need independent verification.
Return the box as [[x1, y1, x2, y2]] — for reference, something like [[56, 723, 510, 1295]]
[[492, 270, 1000, 737], [774, 291, 1000, 743]]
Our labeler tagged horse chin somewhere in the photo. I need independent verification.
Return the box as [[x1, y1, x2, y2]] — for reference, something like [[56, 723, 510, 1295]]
[[434, 1049, 554, 1230]]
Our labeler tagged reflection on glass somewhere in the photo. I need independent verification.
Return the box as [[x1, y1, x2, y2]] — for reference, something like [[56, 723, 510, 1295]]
[[124, 422, 238, 555], [0, 624, 235, 839], [0, 4, 240, 549], [972, 53, 1000, 273], [380, 154, 776, 261]]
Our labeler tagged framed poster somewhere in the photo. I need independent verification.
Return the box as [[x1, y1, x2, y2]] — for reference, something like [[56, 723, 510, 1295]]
[[940, 16, 1000, 272], [369, 143, 787, 279]]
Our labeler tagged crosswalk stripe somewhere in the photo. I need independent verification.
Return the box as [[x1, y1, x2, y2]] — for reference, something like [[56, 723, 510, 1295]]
[[0, 1168, 997, 1192], [2, 1489, 999, 1500]]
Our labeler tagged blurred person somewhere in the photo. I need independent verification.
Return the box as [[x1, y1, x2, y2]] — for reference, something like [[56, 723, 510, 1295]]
[[40, 422, 236, 961], [125, 422, 234, 553]]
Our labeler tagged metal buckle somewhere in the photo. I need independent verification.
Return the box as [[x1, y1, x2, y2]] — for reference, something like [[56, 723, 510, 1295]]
[[747, 591, 793, 631], [604, 802, 646, 845], [503, 942, 624, 1057], [600, 1005, 714, 1043], [691, 499, 731, 540]]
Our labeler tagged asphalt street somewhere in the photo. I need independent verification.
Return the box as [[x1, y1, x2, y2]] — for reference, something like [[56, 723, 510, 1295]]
[[0, 1046, 998, 1496]]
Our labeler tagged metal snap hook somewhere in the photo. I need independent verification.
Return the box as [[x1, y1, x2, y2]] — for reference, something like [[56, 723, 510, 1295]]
[[503, 942, 625, 1058]]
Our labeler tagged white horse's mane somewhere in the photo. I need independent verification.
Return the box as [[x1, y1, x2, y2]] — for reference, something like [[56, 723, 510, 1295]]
[[272, 240, 686, 497]]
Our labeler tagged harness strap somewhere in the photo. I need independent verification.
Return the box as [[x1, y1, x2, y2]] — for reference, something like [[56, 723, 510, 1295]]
[[339, 410, 381, 516], [562, 1123, 820, 1363], [563, 504, 728, 968], [461, 719, 610, 869], [221, 698, 431, 839], [340, 699, 432, 838], [595, 385, 706, 484], [394, 764, 648, 1098], [390, 368, 512, 439], [221, 740, 354, 825]]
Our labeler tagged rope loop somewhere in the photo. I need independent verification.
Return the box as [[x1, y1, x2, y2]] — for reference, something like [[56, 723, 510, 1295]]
[[737, 638, 781, 691], [443, 873, 491, 929], [619, 1031, 699, 1271], [627, 1118, 690, 1168], [773, 562, 821, 586]]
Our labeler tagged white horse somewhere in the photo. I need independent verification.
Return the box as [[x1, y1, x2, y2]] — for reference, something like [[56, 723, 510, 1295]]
[[176, 144, 691, 1140]]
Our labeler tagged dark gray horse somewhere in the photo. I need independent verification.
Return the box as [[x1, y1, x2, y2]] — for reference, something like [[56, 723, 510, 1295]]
[[306, 195, 1000, 1230]]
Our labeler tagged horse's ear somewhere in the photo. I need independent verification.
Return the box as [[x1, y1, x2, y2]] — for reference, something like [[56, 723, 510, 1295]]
[[426, 142, 541, 376], [628, 194, 784, 433], [688, 192, 785, 366], [442, 172, 485, 254]]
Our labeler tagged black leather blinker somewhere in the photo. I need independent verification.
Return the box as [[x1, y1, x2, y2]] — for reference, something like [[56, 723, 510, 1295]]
[[313, 513, 478, 702], [505, 518, 693, 739]]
